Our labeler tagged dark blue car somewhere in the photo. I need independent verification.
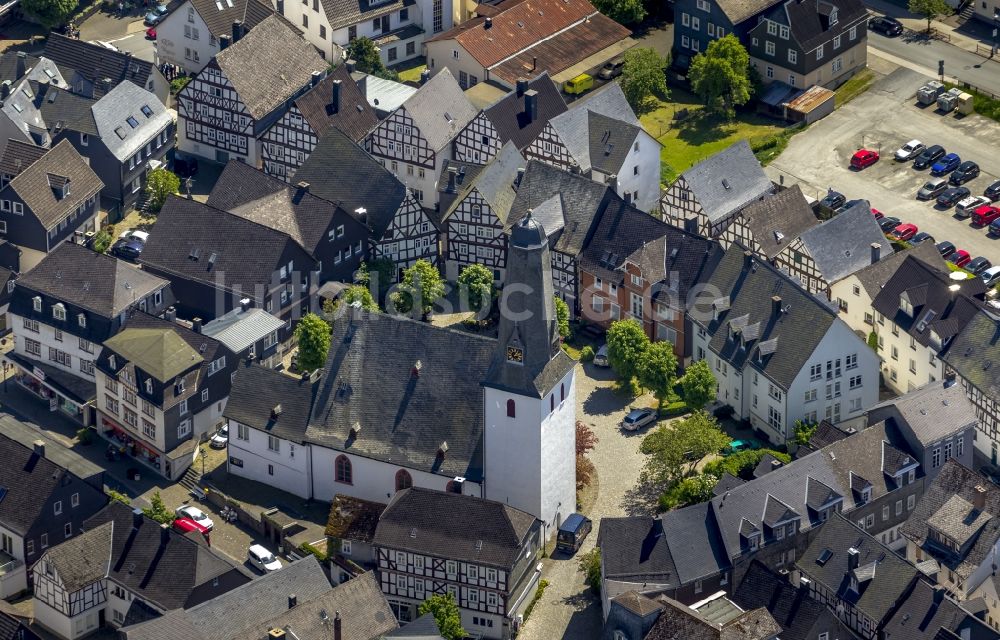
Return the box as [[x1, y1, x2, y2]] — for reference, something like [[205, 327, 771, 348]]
[[931, 153, 961, 176]]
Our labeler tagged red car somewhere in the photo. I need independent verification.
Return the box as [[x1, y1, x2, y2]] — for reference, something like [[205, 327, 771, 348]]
[[173, 517, 211, 542], [146, 27, 157, 39], [872, 207, 885, 220], [851, 149, 880, 170], [951, 249, 972, 268], [891, 223, 918, 240], [973, 205, 1000, 227]]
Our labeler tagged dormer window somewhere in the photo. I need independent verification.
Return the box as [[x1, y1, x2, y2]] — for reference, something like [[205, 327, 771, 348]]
[[109, 355, 116, 370], [145, 379, 152, 394], [52, 303, 66, 321], [830, 7, 838, 24], [900, 295, 913, 317], [78, 313, 86, 328], [176, 378, 185, 394], [861, 487, 871, 503], [32, 296, 41, 312]]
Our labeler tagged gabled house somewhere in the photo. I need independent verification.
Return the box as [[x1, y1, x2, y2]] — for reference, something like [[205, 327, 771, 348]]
[[42, 34, 169, 104], [372, 487, 542, 636], [139, 195, 318, 329], [176, 14, 327, 166], [0, 139, 103, 272], [690, 244, 879, 441], [5, 243, 173, 425], [660, 140, 775, 238], [522, 83, 662, 212], [295, 128, 438, 277], [363, 68, 477, 209], [796, 513, 921, 640], [639, 594, 780, 640], [579, 201, 722, 360], [424, 0, 631, 91], [0, 434, 107, 599], [201, 305, 286, 368], [31, 502, 251, 640], [94, 312, 239, 480], [260, 63, 378, 181], [325, 494, 386, 584], [943, 311, 1000, 464], [883, 580, 1000, 639], [155, 0, 276, 74], [207, 160, 369, 284]]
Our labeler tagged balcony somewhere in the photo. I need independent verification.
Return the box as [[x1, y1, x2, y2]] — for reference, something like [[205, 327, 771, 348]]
[[0, 550, 25, 598]]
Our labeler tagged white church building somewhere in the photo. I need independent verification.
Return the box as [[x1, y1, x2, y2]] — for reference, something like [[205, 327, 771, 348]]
[[223, 213, 577, 533]]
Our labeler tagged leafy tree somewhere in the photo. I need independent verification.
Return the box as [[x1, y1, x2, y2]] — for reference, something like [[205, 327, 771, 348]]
[[344, 38, 399, 81], [92, 223, 115, 254], [620, 47, 669, 115], [356, 258, 395, 301], [390, 260, 445, 319], [145, 168, 180, 213], [703, 448, 791, 480], [20, 0, 75, 28], [294, 313, 332, 373], [680, 360, 717, 410], [107, 490, 131, 506], [341, 285, 379, 312], [592, 0, 646, 25], [578, 548, 602, 593], [170, 76, 191, 96], [640, 411, 730, 489], [580, 345, 595, 362], [554, 296, 570, 339], [688, 35, 753, 119], [793, 419, 818, 446], [418, 594, 466, 640], [909, 0, 950, 32], [457, 264, 495, 313], [606, 319, 650, 385], [659, 474, 718, 510], [142, 491, 174, 525], [637, 341, 678, 410]]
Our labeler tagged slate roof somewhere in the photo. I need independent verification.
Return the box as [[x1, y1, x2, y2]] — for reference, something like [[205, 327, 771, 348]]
[[40, 521, 113, 592], [644, 596, 781, 640], [395, 69, 476, 152], [587, 111, 641, 176], [294, 128, 406, 238], [849, 239, 947, 299], [901, 459, 1000, 582], [0, 611, 34, 640], [716, 0, 783, 25], [325, 494, 385, 543], [291, 63, 377, 143], [383, 612, 443, 639], [945, 310, 1000, 400], [4, 139, 103, 229], [778, 0, 869, 54], [186, 0, 274, 39], [17, 242, 169, 318], [104, 326, 202, 382], [799, 201, 895, 284], [201, 306, 285, 354], [482, 73, 566, 150], [0, 138, 46, 176], [597, 516, 677, 584], [43, 34, 157, 97], [213, 14, 327, 119], [739, 185, 818, 259], [883, 580, 1000, 640], [34, 82, 99, 136], [305, 310, 495, 481], [0, 51, 64, 86], [697, 243, 838, 389], [798, 513, 919, 625], [547, 82, 642, 174], [0, 415, 103, 484], [224, 363, 315, 443], [868, 382, 978, 449], [91, 81, 172, 163], [373, 488, 538, 569], [610, 591, 664, 617], [677, 140, 773, 225], [440, 142, 523, 223], [872, 256, 984, 352], [320, 0, 413, 31], [659, 501, 732, 584]]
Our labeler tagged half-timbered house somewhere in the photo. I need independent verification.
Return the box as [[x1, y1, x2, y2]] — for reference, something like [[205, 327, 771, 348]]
[[522, 83, 661, 212], [373, 488, 541, 635], [363, 68, 476, 209], [260, 63, 378, 181], [452, 74, 566, 166], [661, 139, 775, 237], [295, 129, 438, 278], [944, 311, 1000, 464], [176, 15, 327, 166]]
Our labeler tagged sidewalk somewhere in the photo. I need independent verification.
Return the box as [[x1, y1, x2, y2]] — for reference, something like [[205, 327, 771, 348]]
[[866, 0, 996, 57]]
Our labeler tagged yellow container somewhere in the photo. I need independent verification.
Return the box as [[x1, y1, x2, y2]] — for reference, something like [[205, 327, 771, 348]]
[[562, 74, 594, 95]]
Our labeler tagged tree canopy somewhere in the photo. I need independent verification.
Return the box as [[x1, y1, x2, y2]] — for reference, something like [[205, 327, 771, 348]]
[[640, 411, 730, 488], [621, 47, 669, 114], [606, 319, 649, 384], [21, 0, 75, 28], [592, 0, 646, 25], [688, 35, 753, 118], [142, 491, 175, 525], [554, 297, 571, 339], [680, 360, 717, 410], [390, 259, 445, 319], [457, 264, 495, 313], [145, 168, 180, 213], [294, 313, 332, 373], [344, 38, 399, 81], [637, 341, 678, 410], [341, 285, 379, 312], [418, 594, 466, 640], [908, 0, 950, 31]]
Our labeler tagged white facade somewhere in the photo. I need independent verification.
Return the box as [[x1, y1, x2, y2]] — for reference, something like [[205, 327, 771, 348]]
[[592, 129, 661, 214], [483, 367, 576, 535], [155, 2, 222, 74], [872, 312, 945, 396], [9, 312, 100, 383], [0, 524, 26, 598], [829, 274, 875, 338], [226, 422, 312, 498]]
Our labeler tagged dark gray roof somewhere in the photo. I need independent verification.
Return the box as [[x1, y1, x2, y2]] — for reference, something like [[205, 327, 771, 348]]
[[383, 613, 443, 639], [43, 34, 157, 98], [799, 201, 895, 283], [393, 69, 476, 152], [739, 185, 819, 259], [945, 310, 1000, 400], [291, 63, 378, 143], [679, 140, 773, 225], [91, 81, 172, 163], [0, 414, 102, 483], [587, 111, 640, 176], [713, 473, 745, 496], [597, 516, 677, 584], [440, 142, 523, 224], [211, 14, 327, 120], [659, 501, 731, 584], [3, 139, 103, 229], [0, 138, 46, 176], [34, 81, 100, 136], [0, 610, 35, 640], [869, 382, 978, 448], [482, 73, 567, 150], [17, 242, 169, 318], [850, 236, 947, 298], [779, 0, 869, 54], [716, 0, 783, 25], [547, 83, 642, 173], [224, 363, 315, 443], [798, 513, 919, 624], [40, 521, 113, 592], [373, 488, 538, 569], [305, 310, 494, 481], [883, 580, 1000, 640], [185, 0, 274, 38], [697, 243, 838, 389]]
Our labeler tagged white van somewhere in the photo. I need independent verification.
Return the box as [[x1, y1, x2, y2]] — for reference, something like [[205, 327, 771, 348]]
[[247, 544, 282, 573]]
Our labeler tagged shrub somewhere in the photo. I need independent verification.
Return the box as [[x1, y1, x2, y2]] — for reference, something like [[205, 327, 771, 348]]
[[76, 428, 93, 445], [107, 490, 131, 506], [299, 542, 328, 562], [580, 345, 595, 362], [579, 549, 601, 593], [523, 579, 550, 621], [142, 491, 174, 525], [661, 401, 689, 417], [170, 76, 191, 95], [703, 449, 791, 480], [92, 228, 114, 254], [658, 474, 718, 511]]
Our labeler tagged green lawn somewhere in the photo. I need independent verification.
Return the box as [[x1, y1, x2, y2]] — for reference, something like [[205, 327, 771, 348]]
[[835, 68, 876, 107], [640, 89, 791, 185], [395, 58, 427, 84]]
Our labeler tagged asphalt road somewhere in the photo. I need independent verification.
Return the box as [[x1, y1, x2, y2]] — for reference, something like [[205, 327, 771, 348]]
[[868, 29, 1000, 96], [78, 11, 157, 63]]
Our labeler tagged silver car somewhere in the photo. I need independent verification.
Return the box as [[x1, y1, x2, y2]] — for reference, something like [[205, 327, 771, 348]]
[[621, 408, 656, 431], [592, 345, 609, 367], [917, 177, 948, 200], [894, 139, 925, 161]]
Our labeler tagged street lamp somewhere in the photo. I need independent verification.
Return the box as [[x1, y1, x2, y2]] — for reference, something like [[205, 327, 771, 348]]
[[993, 9, 999, 58]]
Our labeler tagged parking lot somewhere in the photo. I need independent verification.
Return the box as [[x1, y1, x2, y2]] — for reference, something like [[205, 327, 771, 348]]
[[768, 67, 1000, 264]]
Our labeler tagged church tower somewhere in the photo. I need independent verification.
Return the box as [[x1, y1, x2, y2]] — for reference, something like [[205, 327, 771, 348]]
[[483, 212, 576, 537]]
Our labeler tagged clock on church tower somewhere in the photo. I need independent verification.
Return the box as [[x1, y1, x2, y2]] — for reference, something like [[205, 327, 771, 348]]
[[506, 345, 524, 363]]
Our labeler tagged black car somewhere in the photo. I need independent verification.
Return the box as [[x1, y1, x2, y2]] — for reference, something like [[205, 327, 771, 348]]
[[869, 15, 904, 36], [937, 186, 971, 207], [911, 232, 934, 244], [913, 145, 946, 170], [950, 161, 980, 185], [967, 257, 993, 275], [820, 190, 847, 210], [936, 241, 956, 258], [878, 216, 902, 232], [986, 180, 1000, 202]]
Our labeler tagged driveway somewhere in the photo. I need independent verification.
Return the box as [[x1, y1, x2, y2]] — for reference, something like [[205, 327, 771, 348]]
[[516, 364, 659, 640], [768, 66, 1000, 264], [78, 10, 157, 63]]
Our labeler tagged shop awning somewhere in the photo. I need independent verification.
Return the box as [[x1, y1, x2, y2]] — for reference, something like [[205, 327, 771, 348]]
[[6, 352, 96, 405]]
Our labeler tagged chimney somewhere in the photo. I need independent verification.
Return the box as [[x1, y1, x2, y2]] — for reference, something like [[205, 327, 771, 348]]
[[334, 612, 342, 640], [268, 630, 286, 640], [296, 181, 310, 199], [446, 166, 458, 193], [345, 58, 356, 74], [160, 522, 171, 546], [484, 16, 492, 29], [192, 318, 203, 334], [514, 167, 525, 190], [412, 360, 422, 378], [771, 295, 782, 317], [516, 77, 528, 96], [870, 242, 881, 265], [165, 306, 177, 322], [569, 160, 580, 175], [288, 594, 297, 609], [15, 52, 26, 80], [847, 547, 860, 571], [311, 70, 322, 88], [132, 507, 144, 529], [219, 34, 230, 50], [32, 440, 45, 458], [420, 68, 430, 85], [974, 485, 987, 511], [232, 20, 243, 43], [531, 56, 537, 71], [331, 79, 342, 114], [524, 89, 538, 123], [240, 297, 251, 312], [743, 250, 754, 269], [0, 80, 11, 100]]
